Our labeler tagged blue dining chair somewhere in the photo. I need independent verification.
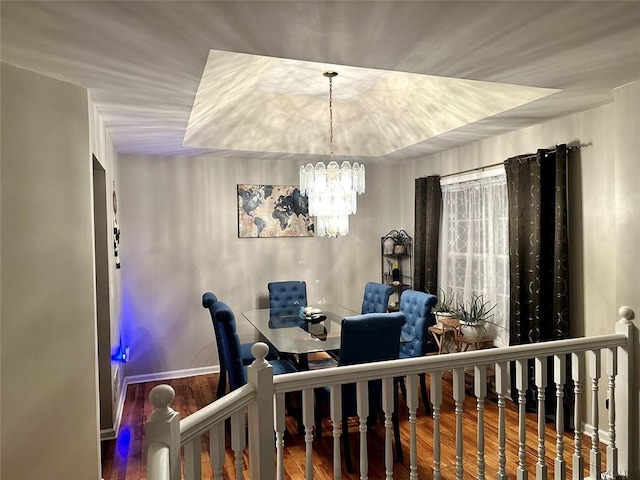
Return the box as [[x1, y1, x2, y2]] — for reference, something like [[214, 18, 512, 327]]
[[202, 292, 277, 398], [268, 281, 307, 315], [397, 289, 438, 415], [212, 300, 298, 392], [336, 312, 406, 472], [360, 282, 394, 313]]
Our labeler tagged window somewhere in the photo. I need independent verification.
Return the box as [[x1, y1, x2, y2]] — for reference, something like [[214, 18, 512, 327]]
[[438, 166, 509, 347]]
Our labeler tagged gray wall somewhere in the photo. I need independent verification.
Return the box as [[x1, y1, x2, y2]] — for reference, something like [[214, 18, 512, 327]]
[[118, 155, 402, 377], [1, 64, 101, 479]]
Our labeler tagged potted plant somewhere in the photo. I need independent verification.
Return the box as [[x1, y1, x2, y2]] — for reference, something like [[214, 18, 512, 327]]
[[432, 289, 459, 327], [456, 293, 498, 341], [393, 231, 411, 255]]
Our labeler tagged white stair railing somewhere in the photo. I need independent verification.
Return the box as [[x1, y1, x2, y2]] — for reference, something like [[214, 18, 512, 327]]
[[145, 306, 636, 480]]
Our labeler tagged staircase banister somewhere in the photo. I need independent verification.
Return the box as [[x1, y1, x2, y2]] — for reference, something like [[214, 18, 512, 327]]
[[145, 385, 180, 480], [146, 441, 170, 480], [179, 383, 257, 445], [273, 333, 630, 394]]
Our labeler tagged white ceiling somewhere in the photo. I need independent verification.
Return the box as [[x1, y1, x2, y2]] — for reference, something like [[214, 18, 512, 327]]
[[2, 1, 640, 163]]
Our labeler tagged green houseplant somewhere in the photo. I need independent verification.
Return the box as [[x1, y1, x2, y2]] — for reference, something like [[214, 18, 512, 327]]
[[456, 293, 498, 341], [432, 289, 459, 326]]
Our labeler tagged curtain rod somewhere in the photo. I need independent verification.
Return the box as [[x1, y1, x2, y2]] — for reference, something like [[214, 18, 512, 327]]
[[438, 142, 590, 180]]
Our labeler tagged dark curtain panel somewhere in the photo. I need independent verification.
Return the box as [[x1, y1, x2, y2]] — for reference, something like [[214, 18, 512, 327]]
[[505, 144, 570, 421], [414, 176, 441, 294]]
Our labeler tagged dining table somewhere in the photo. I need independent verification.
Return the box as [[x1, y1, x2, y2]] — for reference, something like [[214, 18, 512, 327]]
[[242, 304, 357, 363], [242, 304, 414, 369]]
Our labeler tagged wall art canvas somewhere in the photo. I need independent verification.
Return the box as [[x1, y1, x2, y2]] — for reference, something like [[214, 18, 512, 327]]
[[237, 184, 315, 238]]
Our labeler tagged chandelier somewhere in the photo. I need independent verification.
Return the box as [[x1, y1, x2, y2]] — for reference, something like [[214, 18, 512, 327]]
[[299, 71, 365, 238]]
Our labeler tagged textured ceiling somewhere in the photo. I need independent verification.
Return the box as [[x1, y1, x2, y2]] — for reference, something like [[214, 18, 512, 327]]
[[2, 1, 640, 163], [185, 50, 557, 156]]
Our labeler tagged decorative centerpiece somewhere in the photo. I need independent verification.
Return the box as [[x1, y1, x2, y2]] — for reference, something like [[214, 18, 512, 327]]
[[300, 306, 326, 323]]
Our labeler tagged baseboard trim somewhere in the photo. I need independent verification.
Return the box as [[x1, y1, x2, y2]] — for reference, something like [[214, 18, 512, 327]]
[[124, 365, 220, 386], [100, 427, 117, 441], [583, 421, 611, 445], [109, 365, 220, 440]]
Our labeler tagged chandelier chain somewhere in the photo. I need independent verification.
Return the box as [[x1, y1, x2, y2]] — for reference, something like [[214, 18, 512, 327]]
[[329, 74, 334, 159]]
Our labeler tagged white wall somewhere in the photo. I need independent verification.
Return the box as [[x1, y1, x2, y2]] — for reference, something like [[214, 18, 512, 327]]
[[118, 155, 398, 377], [1, 64, 101, 479], [614, 80, 640, 477]]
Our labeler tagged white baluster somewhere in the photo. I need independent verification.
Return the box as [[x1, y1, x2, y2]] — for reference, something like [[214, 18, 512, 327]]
[[407, 373, 419, 480], [356, 380, 370, 480], [231, 409, 245, 480], [495, 362, 508, 480], [516, 359, 528, 480], [554, 354, 567, 480], [381, 377, 394, 480], [431, 371, 443, 480], [606, 347, 618, 478], [588, 349, 601, 479], [535, 356, 548, 480], [274, 393, 286, 480], [184, 438, 202, 480], [474, 365, 487, 480], [453, 367, 465, 480], [329, 384, 342, 480], [209, 423, 225, 480], [302, 388, 315, 480], [571, 351, 585, 480]]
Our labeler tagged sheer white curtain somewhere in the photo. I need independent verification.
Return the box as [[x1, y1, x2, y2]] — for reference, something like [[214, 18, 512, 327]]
[[438, 166, 509, 347]]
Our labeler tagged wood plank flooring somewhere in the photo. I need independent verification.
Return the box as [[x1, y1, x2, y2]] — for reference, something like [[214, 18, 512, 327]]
[[101, 372, 603, 479]]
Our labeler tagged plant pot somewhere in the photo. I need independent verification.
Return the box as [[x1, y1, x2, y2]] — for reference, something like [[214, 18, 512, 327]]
[[393, 244, 406, 255], [460, 322, 489, 341]]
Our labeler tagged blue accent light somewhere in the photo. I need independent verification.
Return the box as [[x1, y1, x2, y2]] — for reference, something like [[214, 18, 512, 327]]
[[112, 345, 130, 363]]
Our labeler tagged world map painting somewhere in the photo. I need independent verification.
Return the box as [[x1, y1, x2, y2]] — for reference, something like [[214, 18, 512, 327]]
[[237, 184, 315, 238]]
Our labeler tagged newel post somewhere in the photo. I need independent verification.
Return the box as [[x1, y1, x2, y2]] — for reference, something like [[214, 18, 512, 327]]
[[247, 342, 276, 480], [615, 306, 635, 478], [145, 384, 181, 480]]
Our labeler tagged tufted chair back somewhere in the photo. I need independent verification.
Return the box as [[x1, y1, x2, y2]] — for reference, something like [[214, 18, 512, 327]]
[[339, 312, 406, 367], [268, 281, 308, 315], [360, 282, 394, 314], [398, 290, 438, 359], [202, 292, 226, 376], [212, 301, 247, 391]]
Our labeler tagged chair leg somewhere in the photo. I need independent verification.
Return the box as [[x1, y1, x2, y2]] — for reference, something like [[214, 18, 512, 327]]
[[392, 412, 403, 463], [216, 365, 227, 398], [342, 416, 354, 473], [393, 383, 404, 463], [398, 376, 407, 403], [419, 373, 432, 416]]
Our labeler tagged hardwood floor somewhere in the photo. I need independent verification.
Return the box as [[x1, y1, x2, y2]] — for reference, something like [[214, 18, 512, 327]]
[[102, 373, 602, 479]]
